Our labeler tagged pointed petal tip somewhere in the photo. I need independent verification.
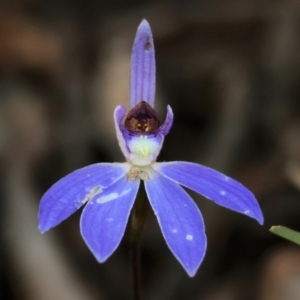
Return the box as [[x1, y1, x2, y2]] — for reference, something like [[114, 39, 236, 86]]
[[138, 19, 151, 32], [180, 250, 205, 277], [186, 268, 198, 277], [247, 213, 263, 225], [38, 227, 46, 234], [38, 215, 49, 233], [255, 212, 264, 225], [135, 19, 153, 42], [166, 105, 174, 119], [245, 202, 264, 225], [38, 223, 50, 234], [114, 105, 126, 122], [38, 219, 52, 233], [94, 253, 109, 263], [184, 240, 206, 277], [183, 254, 205, 277], [82, 236, 118, 265]]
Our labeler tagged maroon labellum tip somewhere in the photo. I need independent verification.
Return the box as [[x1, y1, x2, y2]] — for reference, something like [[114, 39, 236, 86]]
[[125, 101, 160, 132]]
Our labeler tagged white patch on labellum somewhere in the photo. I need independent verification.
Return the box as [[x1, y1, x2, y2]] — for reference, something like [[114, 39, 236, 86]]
[[244, 210, 250, 215], [97, 192, 118, 203], [220, 190, 226, 196], [82, 186, 101, 204], [127, 135, 161, 166], [186, 234, 193, 241], [224, 176, 230, 181], [96, 189, 131, 204], [172, 229, 178, 233], [106, 218, 114, 222]]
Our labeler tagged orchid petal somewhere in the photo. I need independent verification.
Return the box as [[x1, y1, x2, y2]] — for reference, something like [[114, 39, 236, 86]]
[[158, 105, 174, 136], [114, 105, 130, 158], [80, 176, 139, 262], [153, 162, 264, 224], [145, 172, 206, 277], [130, 19, 156, 108], [38, 163, 130, 233]]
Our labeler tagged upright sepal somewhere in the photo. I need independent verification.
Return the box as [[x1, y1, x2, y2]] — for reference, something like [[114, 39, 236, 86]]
[[130, 19, 156, 108], [153, 162, 264, 224]]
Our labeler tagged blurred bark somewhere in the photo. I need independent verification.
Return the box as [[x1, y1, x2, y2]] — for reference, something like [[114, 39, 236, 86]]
[[1, 91, 99, 300]]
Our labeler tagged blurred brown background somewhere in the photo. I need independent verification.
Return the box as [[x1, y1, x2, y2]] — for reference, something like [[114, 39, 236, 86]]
[[1, 0, 300, 299]]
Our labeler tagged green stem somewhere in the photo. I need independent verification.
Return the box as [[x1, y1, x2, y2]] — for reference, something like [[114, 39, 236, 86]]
[[270, 225, 300, 245], [130, 183, 148, 300]]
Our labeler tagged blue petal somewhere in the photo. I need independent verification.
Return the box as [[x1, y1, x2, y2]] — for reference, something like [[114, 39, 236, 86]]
[[157, 105, 174, 136], [145, 172, 206, 277], [80, 176, 140, 262], [114, 105, 130, 159], [153, 162, 264, 224], [130, 19, 156, 108], [38, 163, 130, 233]]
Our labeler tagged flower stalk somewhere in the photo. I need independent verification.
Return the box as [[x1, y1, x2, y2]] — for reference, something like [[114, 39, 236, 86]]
[[130, 183, 149, 300]]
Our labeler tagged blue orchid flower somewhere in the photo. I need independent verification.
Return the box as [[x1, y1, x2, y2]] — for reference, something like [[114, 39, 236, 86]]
[[38, 20, 263, 277]]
